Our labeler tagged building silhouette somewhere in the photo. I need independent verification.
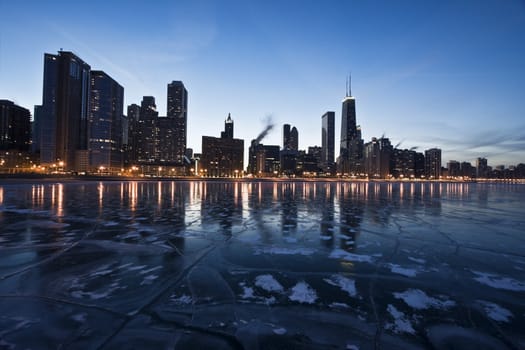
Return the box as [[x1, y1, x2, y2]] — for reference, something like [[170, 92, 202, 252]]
[[0, 100, 31, 152], [221, 113, 234, 139], [321, 111, 335, 174], [338, 77, 363, 175], [290, 126, 298, 151], [248, 141, 280, 176], [201, 114, 244, 177], [476, 157, 488, 178], [126, 104, 140, 165], [363, 137, 392, 178], [89, 70, 124, 173], [136, 96, 158, 163], [282, 124, 298, 151], [283, 124, 291, 150], [447, 160, 460, 177], [166, 81, 188, 165], [37, 51, 91, 171], [424, 148, 442, 179]]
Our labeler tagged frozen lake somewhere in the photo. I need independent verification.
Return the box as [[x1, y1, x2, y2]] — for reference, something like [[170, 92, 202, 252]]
[[0, 180, 524, 349]]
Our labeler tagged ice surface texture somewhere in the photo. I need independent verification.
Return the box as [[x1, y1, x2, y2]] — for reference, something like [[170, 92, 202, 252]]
[[0, 180, 524, 349]]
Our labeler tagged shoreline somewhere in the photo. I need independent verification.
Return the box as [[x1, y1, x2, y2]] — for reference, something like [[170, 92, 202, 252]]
[[0, 174, 523, 184]]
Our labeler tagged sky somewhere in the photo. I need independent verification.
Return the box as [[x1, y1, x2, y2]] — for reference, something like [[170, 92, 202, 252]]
[[1, 0, 524, 167]]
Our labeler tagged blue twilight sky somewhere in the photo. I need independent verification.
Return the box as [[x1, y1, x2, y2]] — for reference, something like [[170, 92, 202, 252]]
[[1, 0, 524, 166]]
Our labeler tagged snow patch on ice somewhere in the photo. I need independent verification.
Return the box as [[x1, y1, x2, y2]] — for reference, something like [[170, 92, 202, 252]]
[[272, 327, 287, 335], [255, 274, 284, 293], [393, 289, 455, 310], [254, 247, 315, 256], [320, 235, 332, 240], [239, 282, 256, 299], [385, 304, 416, 334], [170, 294, 193, 305], [471, 270, 525, 291], [329, 249, 374, 263], [477, 300, 513, 322], [408, 256, 426, 264], [324, 274, 357, 297], [329, 302, 350, 309], [387, 263, 419, 277], [289, 281, 317, 304], [140, 274, 158, 285]]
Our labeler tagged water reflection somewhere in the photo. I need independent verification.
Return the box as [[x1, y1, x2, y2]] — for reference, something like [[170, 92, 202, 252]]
[[3, 180, 508, 250]]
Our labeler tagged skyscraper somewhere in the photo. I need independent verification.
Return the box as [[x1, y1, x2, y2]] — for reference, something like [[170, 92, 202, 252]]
[[137, 96, 158, 163], [221, 113, 234, 139], [126, 104, 140, 164], [167, 81, 188, 165], [201, 114, 244, 177], [338, 77, 363, 175], [283, 124, 291, 150], [424, 148, 442, 179], [321, 111, 335, 174], [37, 51, 91, 171], [363, 137, 392, 178], [0, 100, 31, 152], [476, 157, 488, 178], [89, 70, 124, 173], [290, 126, 298, 151]]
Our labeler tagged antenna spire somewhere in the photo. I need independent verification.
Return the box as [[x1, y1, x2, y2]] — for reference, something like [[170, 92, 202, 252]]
[[349, 73, 352, 97]]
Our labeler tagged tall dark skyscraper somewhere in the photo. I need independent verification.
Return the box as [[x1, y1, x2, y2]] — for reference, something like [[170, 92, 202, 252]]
[[321, 111, 335, 174], [283, 124, 291, 149], [290, 127, 298, 151], [89, 70, 124, 172], [137, 96, 158, 163], [167, 81, 188, 165], [126, 104, 140, 164], [476, 157, 488, 178], [338, 77, 363, 175], [221, 113, 234, 139], [282, 124, 298, 151], [37, 51, 91, 171], [424, 148, 442, 179], [0, 100, 31, 152]]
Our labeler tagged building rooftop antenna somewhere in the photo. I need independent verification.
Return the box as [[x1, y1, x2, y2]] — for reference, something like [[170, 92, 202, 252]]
[[349, 73, 352, 97]]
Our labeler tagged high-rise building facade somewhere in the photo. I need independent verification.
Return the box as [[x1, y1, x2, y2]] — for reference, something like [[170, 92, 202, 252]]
[[476, 157, 488, 178], [88, 70, 124, 173], [221, 113, 234, 139], [201, 114, 244, 177], [137, 96, 158, 163], [126, 104, 140, 164], [167, 81, 188, 165], [363, 137, 392, 178], [424, 148, 442, 179], [283, 124, 291, 150], [0, 100, 31, 152], [321, 111, 335, 174], [290, 126, 298, 151], [37, 51, 91, 171], [338, 81, 363, 175]]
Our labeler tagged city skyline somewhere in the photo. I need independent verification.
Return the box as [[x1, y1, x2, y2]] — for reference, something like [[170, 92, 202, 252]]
[[1, 1, 524, 166]]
